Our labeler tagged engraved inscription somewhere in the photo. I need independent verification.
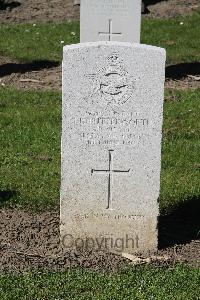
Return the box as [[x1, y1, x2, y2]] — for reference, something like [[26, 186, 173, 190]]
[[98, 19, 122, 41], [90, 0, 130, 17], [91, 150, 130, 210], [73, 213, 144, 220], [71, 117, 149, 126], [70, 116, 149, 147]]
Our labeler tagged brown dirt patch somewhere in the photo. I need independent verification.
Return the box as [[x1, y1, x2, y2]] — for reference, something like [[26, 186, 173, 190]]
[[146, 0, 200, 19], [0, 0, 199, 24], [0, 56, 62, 91], [0, 207, 199, 273], [0, 0, 80, 24], [165, 77, 200, 91], [1, 57, 200, 91]]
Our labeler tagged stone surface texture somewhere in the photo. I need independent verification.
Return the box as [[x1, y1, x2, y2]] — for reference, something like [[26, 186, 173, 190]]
[[80, 0, 142, 43], [61, 42, 166, 254]]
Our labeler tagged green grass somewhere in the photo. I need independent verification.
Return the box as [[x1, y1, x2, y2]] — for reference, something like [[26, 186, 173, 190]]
[[0, 88, 61, 210], [0, 11, 199, 64], [0, 266, 199, 300], [141, 11, 200, 64], [160, 89, 200, 212], [0, 21, 79, 62], [0, 87, 199, 212]]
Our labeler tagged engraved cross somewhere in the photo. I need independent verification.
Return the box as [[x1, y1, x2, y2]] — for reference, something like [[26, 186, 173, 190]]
[[91, 150, 130, 210], [98, 19, 122, 41]]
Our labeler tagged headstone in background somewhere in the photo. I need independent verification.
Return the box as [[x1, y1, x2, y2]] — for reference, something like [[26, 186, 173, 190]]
[[61, 41, 166, 254], [80, 0, 142, 43]]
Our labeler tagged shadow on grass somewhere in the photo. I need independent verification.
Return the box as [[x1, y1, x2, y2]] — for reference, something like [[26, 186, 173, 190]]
[[142, 0, 164, 13], [143, 0, 164, 5], [159, 195, 200, 249], [0, 60, 60, 77], [166, 62, 200, 80], [0, 190, 18, 204], [0, 1, 21, 11]]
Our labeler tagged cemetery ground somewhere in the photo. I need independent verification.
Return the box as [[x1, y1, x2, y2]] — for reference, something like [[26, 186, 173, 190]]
[[0, 0, 199, 23], [0, 11, 200, 90], [0, 3, 200, 300]]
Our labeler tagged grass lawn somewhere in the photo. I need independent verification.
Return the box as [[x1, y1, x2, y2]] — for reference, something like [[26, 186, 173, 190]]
[[0, 88, 61, 210], [0, 10, 199, 64], [0, 266, 200, 300], [0, 87, 199, 212]]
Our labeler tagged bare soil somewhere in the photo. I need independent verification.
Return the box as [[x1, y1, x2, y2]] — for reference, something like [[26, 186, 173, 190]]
[[0, 207, 199, 273], [0, 56, 62, 90], [0, 0, 199, 24], [0, 0, 80, 24], [146, 0, 200, 19]]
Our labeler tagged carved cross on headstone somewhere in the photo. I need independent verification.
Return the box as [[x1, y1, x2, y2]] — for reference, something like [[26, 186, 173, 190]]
[[91, 150, 130, 210], [98, 19, 122, 42]]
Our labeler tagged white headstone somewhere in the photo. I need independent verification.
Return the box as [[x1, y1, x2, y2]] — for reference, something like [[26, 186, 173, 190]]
[[80, 0, 142, 43], [61, 42, 166, 254]]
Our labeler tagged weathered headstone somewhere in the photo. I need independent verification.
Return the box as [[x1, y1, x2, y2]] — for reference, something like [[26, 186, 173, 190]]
[[80, 0, 142, 43], [61, 41, 166, 254]]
